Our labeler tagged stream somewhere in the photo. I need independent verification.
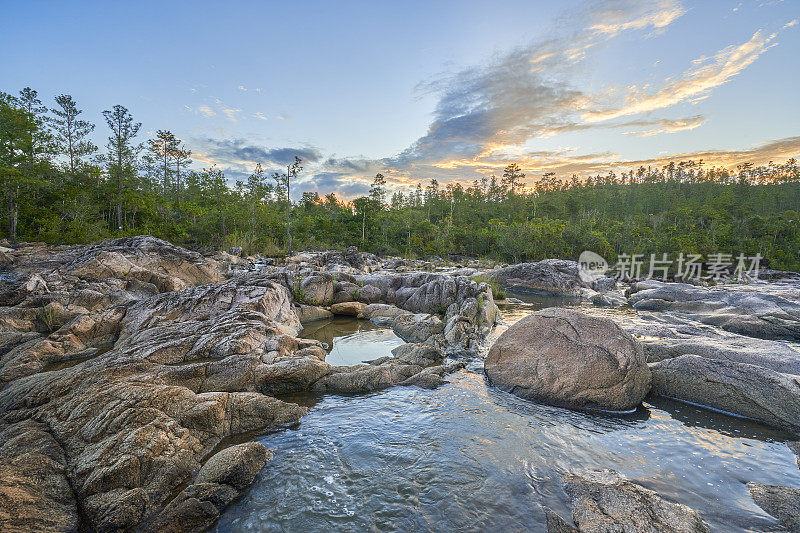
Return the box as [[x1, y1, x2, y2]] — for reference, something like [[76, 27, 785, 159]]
[[216, 288, 800, 532]]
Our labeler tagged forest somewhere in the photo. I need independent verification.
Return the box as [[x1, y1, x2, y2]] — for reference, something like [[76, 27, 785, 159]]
[[2, 87, 799, 270]]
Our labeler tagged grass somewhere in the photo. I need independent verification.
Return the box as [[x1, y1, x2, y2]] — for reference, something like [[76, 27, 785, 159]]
[[472, 275, 506, 300]]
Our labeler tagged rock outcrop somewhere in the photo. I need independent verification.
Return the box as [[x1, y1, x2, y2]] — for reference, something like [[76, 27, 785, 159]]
[[0, 236, 486, 531], [486, 308, 651, 412], [628, 280, 800, 341], [312, 343, 464, 393]]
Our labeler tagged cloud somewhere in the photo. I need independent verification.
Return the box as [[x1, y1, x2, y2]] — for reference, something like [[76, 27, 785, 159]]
[[198, 105, 216, 117], [221, 108, 242, 122], [238, 85, 247, 91], [191, 138, 323, 170], [583, 30, 780, 123], [621, 115, 706, 137], [389, 0, 689, 171], [296, 172, 372, 198], [254, 112, 268, 121], [586, 0, 685, 35]]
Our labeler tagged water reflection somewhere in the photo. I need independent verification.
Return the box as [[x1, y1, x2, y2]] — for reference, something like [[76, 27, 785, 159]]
[[299, 317, 406, 366]]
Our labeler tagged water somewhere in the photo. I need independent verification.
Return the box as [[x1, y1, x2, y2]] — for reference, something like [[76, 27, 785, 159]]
[[217, 289, 800, 532], [298, 317, 406, 366]]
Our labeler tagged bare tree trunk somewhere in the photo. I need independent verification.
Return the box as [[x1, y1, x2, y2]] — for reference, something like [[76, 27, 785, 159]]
[[116, 204, 123, 232], [7, 187, 17, 243], [286, 165, 291, 256], [176, 161, 181, 209], [163, 149, 169, 196]]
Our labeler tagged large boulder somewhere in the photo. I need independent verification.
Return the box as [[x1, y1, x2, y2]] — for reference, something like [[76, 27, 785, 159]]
[[486, 308, 651, 411], [649, 355, 800, 433], [481, 259, 588, 295], [298, 273, 334, 306], [561, 470, 708, 532]]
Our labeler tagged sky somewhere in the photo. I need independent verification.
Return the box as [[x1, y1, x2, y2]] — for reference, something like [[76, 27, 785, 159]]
[[2, 0, 799, 199]]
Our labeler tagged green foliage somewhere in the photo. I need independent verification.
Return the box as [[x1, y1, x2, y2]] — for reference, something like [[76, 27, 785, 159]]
[[1, 86, 800, 273], [289, 279, 306, 304], [39, 304, 56, 333]]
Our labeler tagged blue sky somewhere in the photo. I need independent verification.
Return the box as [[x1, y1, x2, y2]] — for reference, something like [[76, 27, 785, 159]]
[[3, 0, 798, 198]]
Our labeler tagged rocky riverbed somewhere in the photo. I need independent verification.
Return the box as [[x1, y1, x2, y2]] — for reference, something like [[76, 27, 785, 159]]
[[1, 236, 799, 532]]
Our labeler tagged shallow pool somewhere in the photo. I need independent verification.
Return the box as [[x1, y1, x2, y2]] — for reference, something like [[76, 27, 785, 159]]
[[298, 316, 406, 366]]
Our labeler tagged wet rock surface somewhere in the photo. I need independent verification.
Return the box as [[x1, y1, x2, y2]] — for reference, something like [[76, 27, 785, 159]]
[[747, 482, 800, 532], [558, 470, 709, 532]]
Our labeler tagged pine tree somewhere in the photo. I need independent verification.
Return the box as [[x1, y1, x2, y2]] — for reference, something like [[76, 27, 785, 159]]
[[102, 105, 141, 232], [50, 94, 96, 173], [171, 142, 192, 208], [147, 130, 179, 195]]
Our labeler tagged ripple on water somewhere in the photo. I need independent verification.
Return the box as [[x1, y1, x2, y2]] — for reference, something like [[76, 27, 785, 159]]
[[218, 288, 799, 532], [216, 370, 799, 532]]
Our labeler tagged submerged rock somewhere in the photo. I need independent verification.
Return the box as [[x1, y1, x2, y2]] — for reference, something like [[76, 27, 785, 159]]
[[562, 470, 709, 532], [486, 308, 651, 411]]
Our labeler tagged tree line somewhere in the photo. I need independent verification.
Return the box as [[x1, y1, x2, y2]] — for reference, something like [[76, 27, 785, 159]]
[[2, 87, 799, 270]]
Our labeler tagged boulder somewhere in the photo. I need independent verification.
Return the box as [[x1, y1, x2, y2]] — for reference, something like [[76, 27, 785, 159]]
[[295, 304, 333, 324], [649, 355, 800, 433], [481, 259, 588, 295], [298, 273, 334, 306], [563, 470, 708, 532], [391, 312, 444, 344], [359, 303, 408, 323], [195, 442, 270, 491], [330, 301, 367, 316], [486, 308, 651, 411], [747, 482, 800, 532]]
